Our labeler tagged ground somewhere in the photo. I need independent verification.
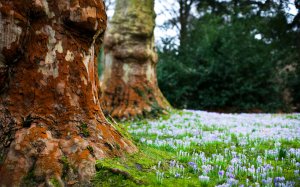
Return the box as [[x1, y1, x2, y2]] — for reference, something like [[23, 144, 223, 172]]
[[93, 110, 300, 186]]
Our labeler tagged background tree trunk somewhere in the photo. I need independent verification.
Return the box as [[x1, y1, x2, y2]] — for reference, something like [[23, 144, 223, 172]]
[[178, 0, 195, 52], [101, 0, 170, 120], [0, 0, 136, 186]]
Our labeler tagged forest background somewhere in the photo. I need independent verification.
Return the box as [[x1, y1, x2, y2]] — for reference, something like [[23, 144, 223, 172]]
[[102, 0, 300, 113]]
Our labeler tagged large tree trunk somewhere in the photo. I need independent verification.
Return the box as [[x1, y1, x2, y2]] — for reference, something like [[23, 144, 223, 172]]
[[0, 0, 136, 186], [101, 0, 170, 120]]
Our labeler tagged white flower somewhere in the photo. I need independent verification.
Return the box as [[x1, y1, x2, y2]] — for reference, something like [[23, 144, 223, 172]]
[[227, 178, 239, 186], [216, 184, 230, 187], [275, 142, 281, 148], [198, 175, 210, 182]]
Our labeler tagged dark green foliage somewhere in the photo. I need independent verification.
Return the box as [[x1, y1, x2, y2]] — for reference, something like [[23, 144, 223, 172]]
[[287, 55, 300, 110], [157, 1, 300, 112], [279, 148, 287, 159]]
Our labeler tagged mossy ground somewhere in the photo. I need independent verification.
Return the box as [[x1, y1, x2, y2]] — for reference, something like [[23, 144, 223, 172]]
[[93, 144, 208, 187], [93, 143, 300, 186], [93, 110, 300, 186]]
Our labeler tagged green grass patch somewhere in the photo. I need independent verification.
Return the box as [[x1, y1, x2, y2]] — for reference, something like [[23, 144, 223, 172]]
[[94, 110, 300, 186]]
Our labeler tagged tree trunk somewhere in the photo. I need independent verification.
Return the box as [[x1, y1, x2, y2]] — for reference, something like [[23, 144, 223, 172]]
[[178, 0, 194, 52], [101, 0, 170, 120], [0, 0, 136, 186], [178, 0, 188, 51]]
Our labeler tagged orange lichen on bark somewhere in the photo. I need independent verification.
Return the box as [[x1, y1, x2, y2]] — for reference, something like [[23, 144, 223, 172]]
[[0, 0, 137, 186]]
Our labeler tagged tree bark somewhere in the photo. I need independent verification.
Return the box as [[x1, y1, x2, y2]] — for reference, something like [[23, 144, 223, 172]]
[[101, 0, 170, 120], [178, 0, 194, 52], [0, 0, 136, 186]]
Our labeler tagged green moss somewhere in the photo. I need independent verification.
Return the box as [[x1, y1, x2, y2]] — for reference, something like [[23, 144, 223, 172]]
[[93, 145, 174, 186], [93, 169, 139, 187], [60, 156, 70, 179], [49, 178, 61, 187], [133, 87, 145, 98], [22, 169, 37, 187], [106, 116, 134, 142], [149, 101, 163, 117], [78, 123, 90, 137], [93, 143, 214, 186], [60, 156, 69, 168]]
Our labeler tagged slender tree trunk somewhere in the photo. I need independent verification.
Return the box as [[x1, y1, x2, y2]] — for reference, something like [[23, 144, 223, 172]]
[[178, 0, 194, 52], [179, 0, 188, 51], [0, 0, 136, 186], [101, 0, 170, 120]]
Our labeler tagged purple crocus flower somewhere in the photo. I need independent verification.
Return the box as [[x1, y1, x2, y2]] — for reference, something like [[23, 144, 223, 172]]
[[175, 173, 181, 178], [262, 177, 272, 185], [226, 172, 235, 179], [188, 161, 196, 166], [188, 162, 198, 170], [227, 178, 238, 185], [278, 177, 285, 182], [274, 176, 285, 184], [170, 160, 176, 167], [218, 170, 225, 177]]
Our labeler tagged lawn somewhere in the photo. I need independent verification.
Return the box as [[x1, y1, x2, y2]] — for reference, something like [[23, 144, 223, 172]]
[[93, 110, 300, 186]]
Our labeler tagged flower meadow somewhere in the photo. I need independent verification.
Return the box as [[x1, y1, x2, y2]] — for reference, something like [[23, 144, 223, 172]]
[[95, 110, 300, 187]]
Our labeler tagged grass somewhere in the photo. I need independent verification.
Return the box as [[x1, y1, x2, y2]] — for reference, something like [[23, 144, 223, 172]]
[[93, 110, 300, 186], [93, 144, 206, 187]]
